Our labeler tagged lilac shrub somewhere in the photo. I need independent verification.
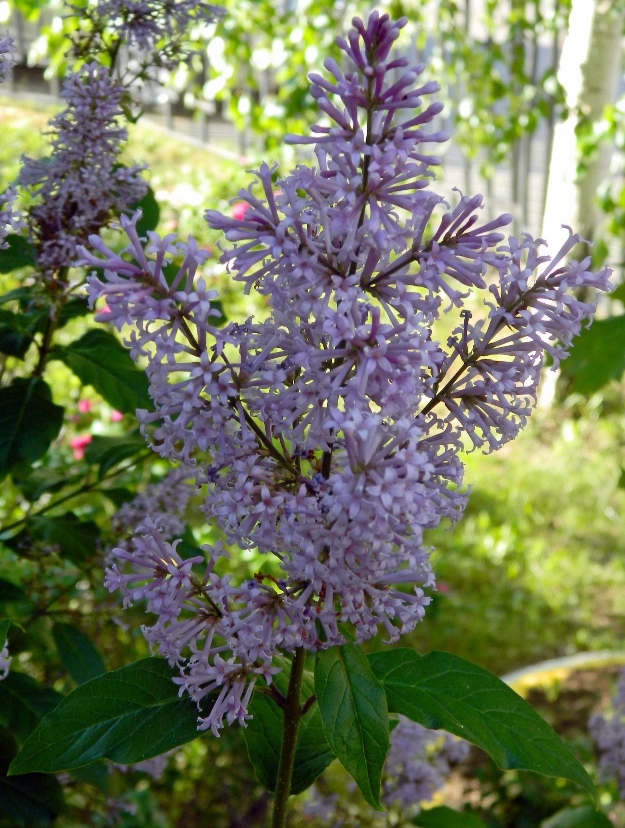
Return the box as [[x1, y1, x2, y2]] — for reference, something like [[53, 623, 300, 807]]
[[590, 667, 625, 795], [81, 12, 611, 737]]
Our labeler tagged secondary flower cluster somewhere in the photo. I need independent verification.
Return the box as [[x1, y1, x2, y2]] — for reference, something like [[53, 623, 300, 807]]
[[83, 12, 612, 733], [0, 634, 10, 681], [19, 61, 146, 274], [303, 717, 469, 823], [70, 0, 224, 82], [0, 33, 21, 250], [589, 667, 625, 796]]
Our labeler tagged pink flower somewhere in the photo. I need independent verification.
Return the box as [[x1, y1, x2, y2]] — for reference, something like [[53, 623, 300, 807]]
[[230, 201, 250, 221], [110, 410, 123, 422], [77, 399, 92, 414], [69, 433, 92, 460]]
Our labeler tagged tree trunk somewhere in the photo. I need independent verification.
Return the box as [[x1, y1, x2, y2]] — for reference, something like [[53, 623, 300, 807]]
[[541, 0, 624, 251]]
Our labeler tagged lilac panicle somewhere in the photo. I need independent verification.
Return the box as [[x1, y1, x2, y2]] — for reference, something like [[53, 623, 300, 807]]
[[19, 62, 147, 274], [0, 636, 10, 681], [83, 12, 612, 734], [0, 34, 22, 250], [590, 667, 625, 796]]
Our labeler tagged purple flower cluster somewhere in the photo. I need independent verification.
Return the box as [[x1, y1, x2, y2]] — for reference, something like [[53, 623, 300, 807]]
[[383, 717, 469, 811], [91, 0, 223, 53], [0, 32, 14, 83], [19, 62, 146, 274], [302, 716, 469, 822], [82, 12, 611, 733], [0, 34, 22, 250], [107, 465, 195, 560], [589, 666, 625, 795], [0, 635, 10, 681]]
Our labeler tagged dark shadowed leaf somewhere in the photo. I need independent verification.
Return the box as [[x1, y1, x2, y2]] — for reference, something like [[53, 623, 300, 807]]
[[68, 761, 109, 794], [560, 315, 625, 394], [52, 329, 152, 414], [9, 658, 200, 774], [315, 644, 388, 809], [0, 579, 29, 606], [0, 235, 36, 273], [0, 729, 65, 826], [412, 805, 487, 827], [0, 379, 64, 478], [368, 649, 594, 798], [52, 623, 106, 685], [244, 664, 335, 794], [16, 514, 100, 564], [83, 432, 146, 478], [0, 672, 64, 744]]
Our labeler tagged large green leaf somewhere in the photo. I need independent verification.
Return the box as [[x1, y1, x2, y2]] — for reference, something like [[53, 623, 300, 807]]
[[0, 672, 64, 744], [52, 623, 106, 685], [52, 329, 152, 414], [0, 730, 65, 827], [540, 806, 613, 828], [560, 315, 625, 394], [244, 665, 335, 794], [412, 805, 487, 828], [315, 644, 389, 809], [0, 379, 64, 478], [14, 514, 100, 564], [9, 658, 200, 774], [0, 235, 36, 273], [368, 649, 594, 798]]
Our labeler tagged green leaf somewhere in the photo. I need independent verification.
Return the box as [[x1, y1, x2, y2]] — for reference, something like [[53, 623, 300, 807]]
[[0, 672, 64, 744], [0, 619, 9, 643], [560, 315, 625, 394], [0, 579, 29, 606], [12, 466, 83, 502], [16, 514, 100, 564], [315, 644, 389, 809], [540, 806, 613, 828], [0, 729, 65, 826], [0, 379, 64, 478], [0, 309, 36, 359], [412, 805, 487, 828], [9, 658, 201, 774], [132, 187, 160, 237], [368, 649, 594, 798], [0, 235, 36, 273], [0, 287, 33, 306], [52, 623, 106, 685], [83, 432, 146, 478], [52, 329, 152, 414], [244, 665, 335, 794]]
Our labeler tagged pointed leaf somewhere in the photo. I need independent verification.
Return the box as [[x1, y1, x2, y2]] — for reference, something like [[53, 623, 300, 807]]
[[412, 805, 487, 828], [368, 649, 594, 798], [52, 329, 152, 414], [244, 666, 335, 794], [0, 379, 64, 478], [315, 644, 389, 809], [0, 579, 29, 605], [9, 658, 200, 774], [68, 760, 109, 794], [52, 623, 106, 684]]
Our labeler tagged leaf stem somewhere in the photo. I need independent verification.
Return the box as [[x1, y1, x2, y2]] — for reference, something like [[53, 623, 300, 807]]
[[271, 647, 307, 828]]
